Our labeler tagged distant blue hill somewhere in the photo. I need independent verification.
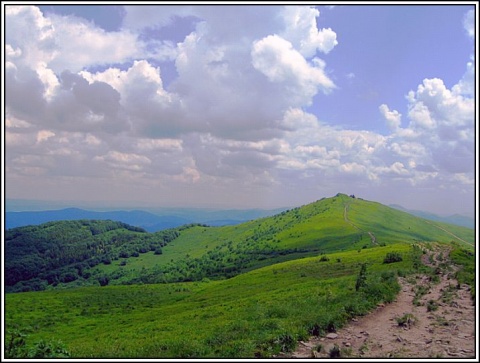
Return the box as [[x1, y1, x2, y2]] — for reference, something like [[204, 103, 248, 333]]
[[5, 207, 285, 232], [5, 208, 191, 232], [389, 204, 474, 229]]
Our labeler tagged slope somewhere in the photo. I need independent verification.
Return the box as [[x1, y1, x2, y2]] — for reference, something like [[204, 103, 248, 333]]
[[5, 242, 418, 358], [5, 194, 474, 292], [7, 240, 474, 358], [103, 193, 473, 285]]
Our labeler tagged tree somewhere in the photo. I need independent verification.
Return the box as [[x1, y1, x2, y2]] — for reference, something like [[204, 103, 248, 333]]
[[355, 263, 367, 291]]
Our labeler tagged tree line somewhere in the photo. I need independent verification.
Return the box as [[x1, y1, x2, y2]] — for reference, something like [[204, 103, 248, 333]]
[[5, 220, 187, 292]]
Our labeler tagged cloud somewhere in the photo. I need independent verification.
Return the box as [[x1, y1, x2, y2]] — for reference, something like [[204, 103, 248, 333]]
[[36, 130, 55, 143], [7, 5, 338, 143], [379, 104, 402, 130], [406, 78, 473, 137], [5, 64, 47, 121], [251, 35, 336, 103], [94, 151, 151, 172], [5, 5, 143, 73], [382, 59, 474, 181], [453, 56, 474, 97], [122, 5, 196, 30], [463, 9, 474, 38], [280, 6, 338, 58], [4, 5, 474, 212]]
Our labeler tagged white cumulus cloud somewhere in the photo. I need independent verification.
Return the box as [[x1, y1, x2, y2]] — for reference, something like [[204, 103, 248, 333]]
[[280, 6, 338, 58], [379, 104, 402, 130]]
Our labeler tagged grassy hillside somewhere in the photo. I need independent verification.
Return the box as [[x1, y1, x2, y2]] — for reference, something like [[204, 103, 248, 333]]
[[6, 243, 418, 358], [346, 197, 474, 247], [6, 194, 474, 292], [93, 194, 474, 285]]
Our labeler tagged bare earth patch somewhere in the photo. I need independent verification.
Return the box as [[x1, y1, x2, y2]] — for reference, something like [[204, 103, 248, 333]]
[[278, 246, 476, 359]]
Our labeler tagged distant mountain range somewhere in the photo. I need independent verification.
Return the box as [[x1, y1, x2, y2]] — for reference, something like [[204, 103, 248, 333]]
[[389, 204, 474, 229], [5, 207, 286, 232]]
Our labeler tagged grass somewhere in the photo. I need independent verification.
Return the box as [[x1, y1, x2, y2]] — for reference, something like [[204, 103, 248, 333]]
[[346, 198, 474, 246], [90, 195, 473, 288], [6, 243, 414, 358], [449, 246, 475, 300]]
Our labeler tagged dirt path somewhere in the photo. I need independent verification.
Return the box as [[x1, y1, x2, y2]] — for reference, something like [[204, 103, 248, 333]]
[[280, 245, 476, 359], [424, 220, 471, 247], [344, 204, 377, 246], [343, 204, 360, 231]]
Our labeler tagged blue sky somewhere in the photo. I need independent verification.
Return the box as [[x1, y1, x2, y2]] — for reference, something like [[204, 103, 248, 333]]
[[3, 3, 477, 217]]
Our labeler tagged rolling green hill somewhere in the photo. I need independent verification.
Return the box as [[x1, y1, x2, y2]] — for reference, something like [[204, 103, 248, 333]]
[[6, 193, 474, 292], [91, 193, 473, 286]]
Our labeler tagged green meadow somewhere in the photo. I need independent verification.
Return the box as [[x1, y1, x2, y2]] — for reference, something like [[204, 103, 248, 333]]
[[7, 243, 416, 358]]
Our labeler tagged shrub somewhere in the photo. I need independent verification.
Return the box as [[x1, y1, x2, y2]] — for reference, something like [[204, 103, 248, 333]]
[[98, 275, 109, 286], [355, 263, 367, 291], [29, 340, 70, 358], [427, 299, 439, 312], [329, 344, 341, 358], [275, 333, 296, 352], [308, 323, 322, 337], [396, 313, 416, 328], [5, 329, 70, 358], [383, 252, 403, 264]]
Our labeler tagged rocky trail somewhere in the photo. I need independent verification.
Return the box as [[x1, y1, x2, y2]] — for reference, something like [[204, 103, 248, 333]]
[[279, 245, 476, 359]]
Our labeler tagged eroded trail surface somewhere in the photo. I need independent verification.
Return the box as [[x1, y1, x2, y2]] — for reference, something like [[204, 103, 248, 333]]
[[282, 245, 476, 359]]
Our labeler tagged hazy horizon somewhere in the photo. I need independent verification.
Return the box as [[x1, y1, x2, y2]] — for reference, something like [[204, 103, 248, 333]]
[[5, 194, 475, 219], [4, 3, 476, 219]]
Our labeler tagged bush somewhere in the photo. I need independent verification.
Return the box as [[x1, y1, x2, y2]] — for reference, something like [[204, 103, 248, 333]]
[[319, 255, 329, 262], [383, 252, 403, 264]]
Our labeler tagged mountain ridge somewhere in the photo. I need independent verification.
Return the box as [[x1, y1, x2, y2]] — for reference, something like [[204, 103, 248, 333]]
[[389, 204, 474, 229], [5, 207, 285, 231]]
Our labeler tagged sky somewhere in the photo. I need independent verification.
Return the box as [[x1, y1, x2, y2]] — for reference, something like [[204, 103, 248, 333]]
[[3, 3, 477, 217]]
